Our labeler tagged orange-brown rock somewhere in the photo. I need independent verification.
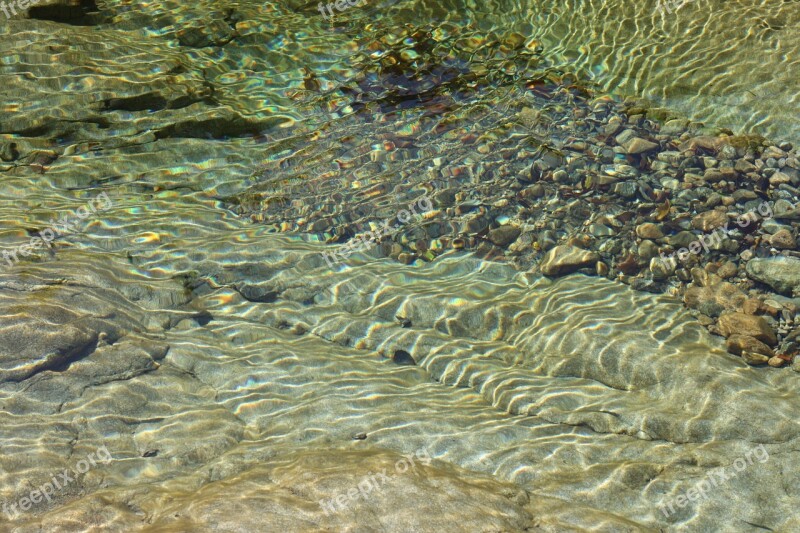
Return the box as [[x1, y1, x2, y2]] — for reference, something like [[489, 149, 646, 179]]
[[684, 282, 747, 317], [691, 209, 728, 232], [726, 335, 775, 357], [768, 356, 786, 368], [718, 312, 778, 346], [636, 223, 664, 240], [742, 298, 761, 315]]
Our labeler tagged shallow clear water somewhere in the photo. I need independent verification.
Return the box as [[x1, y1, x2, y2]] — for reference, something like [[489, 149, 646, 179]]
[[0, 0, 798, 532]]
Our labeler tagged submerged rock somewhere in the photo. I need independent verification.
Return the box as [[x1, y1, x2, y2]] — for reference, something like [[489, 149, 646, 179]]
[[726, 334, 775, 357], [746, 257, 800, 296], [636, 223, 664, 240], [684, 282, 747, 318], [143, 449, 535, 532], [622, 136, 659, 155], [539, 245, 599, 276], [691, 209, 728, 232], [770, 229, 797, 249], [488, 225, 521, 247], [717, 312, 778, 346], [0, 315, 97, 383], [742, 351, 770, 365]]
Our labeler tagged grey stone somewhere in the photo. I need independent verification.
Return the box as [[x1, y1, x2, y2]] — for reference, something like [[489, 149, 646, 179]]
[[774, 199, 800, 220], [488, 225, 521, 247], [668, 231, 699, 248], [746, 257, 800, 296]]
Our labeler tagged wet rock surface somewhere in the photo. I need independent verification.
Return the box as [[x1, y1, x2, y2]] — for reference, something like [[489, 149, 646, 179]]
[[4, 246, 800, 532]]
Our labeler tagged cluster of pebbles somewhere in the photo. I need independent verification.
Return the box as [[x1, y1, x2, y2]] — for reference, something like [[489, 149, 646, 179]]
[[228, 25, 799, 368]]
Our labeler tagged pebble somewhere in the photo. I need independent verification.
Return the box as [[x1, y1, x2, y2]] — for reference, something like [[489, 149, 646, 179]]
[[770, 229, 796, 249], [636, 223, 664, 240], [489, 226, 521, 247], [623, 137, 659, 154], [768, 356, 785, 368], [691, 210, 728, 232], [650, 257, 674, 280], [717, 261, 738, 279], [742, 351, 770, 365], [726, 334, 774, 357], [540, 245, 600, 276]]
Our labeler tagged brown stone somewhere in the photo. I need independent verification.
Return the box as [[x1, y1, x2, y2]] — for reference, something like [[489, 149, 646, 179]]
[[718, 312, 778, 345], [397, 253, 415, 265], [768, 356, 785, 368], [742, 298, 761, 315], [691, 210, 728, 232], [680, 135, 726, 153], [690, 267, 718, 288], [697, 314, 715, 326], [684, 282, 747, 317], [770, 229, 796, 250], [539, 245, 600, 276], [726, 334, 774, 357], [742, 351, 770, 365], [717, 261, 738, 279], [769, 171, 793, 186], [636, 223, 664, 240], [568, 234, 593, 249], [761, 300, 782, 317], [624, 137, 659, 154]]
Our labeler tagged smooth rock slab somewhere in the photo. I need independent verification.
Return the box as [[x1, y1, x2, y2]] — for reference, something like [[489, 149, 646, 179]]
[[0, 315, 97, 383], [148, 448, 535, 532], [746, 256, 800, 296]]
